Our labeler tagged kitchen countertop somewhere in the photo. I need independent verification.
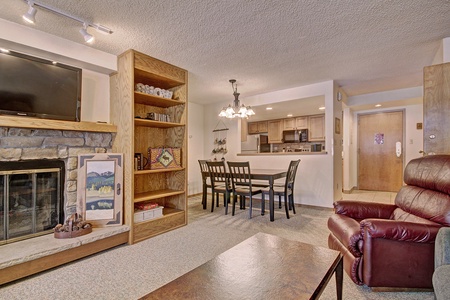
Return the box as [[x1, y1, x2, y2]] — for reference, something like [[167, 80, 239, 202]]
[[238, 151, 327, 156]]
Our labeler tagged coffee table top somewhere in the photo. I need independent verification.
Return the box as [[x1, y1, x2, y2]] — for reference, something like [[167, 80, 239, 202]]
[[140, 232, 342, 300]]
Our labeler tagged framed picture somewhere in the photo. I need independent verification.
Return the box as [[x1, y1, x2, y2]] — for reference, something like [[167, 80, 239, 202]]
[[335, 117, 341, 134], [77, 153, 123, 227]]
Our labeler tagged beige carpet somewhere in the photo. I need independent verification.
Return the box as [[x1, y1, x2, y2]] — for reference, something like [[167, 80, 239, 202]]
[[0, 195, 435, 299]]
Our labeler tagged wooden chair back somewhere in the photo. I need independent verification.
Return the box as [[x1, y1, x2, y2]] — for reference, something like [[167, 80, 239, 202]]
[[206, 161, 228, 186], [227, 161, 252, 189], [285, 159, 301, 191]]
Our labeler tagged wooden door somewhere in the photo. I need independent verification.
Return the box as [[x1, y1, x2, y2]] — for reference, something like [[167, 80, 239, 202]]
[[358, 111, 403, 192], [423, 62, 450, 154]]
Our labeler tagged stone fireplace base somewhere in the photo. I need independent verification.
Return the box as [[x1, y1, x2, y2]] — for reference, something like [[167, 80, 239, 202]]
[[0, 225, 129, 285]]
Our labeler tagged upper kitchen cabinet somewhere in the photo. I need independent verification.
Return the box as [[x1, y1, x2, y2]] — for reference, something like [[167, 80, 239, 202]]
[[308, 114, 325, 141], [248, 121, 268, 134], [268, 120, 283, 143], [283, 117, 308, 130], [423, 62, 450, 154]]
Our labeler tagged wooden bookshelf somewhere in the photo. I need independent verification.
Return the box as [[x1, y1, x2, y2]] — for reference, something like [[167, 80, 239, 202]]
[[110, 50, 188, 244]]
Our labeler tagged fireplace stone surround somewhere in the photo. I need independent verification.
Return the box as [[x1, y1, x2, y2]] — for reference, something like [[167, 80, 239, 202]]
[[0, 125, 130, 285], [0, 127, 113, 219]]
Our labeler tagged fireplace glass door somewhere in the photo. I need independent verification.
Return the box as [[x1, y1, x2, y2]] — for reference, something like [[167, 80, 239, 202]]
[[1, 168, 62, 244]]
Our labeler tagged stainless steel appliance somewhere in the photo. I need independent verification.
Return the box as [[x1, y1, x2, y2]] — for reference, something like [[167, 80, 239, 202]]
[[241, 134, 270, 153], [282, 129, 308, 143]]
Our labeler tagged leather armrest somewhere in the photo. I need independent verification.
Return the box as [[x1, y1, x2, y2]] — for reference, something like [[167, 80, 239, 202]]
[[361, 219, 442, 243], [334, 201, 396, 220]]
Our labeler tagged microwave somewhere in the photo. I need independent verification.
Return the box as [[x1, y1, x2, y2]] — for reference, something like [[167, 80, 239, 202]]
[[282, 129, 308, 143]]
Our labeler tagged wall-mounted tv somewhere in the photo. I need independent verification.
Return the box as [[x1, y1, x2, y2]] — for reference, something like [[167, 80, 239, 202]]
[[0, 49, 81, 122]]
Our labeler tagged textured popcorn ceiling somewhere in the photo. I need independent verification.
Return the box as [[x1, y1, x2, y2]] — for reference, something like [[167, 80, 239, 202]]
[[1, 0, 450, 106]]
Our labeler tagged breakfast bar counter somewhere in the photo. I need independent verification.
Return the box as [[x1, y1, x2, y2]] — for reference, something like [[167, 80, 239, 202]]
[[237, 151, 327, 156]]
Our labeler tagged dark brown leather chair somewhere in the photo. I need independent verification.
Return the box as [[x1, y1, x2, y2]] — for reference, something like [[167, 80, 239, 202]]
[[328, 155, 450, 289]]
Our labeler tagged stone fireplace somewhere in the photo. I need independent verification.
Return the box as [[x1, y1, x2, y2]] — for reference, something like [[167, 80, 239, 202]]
[[0, 127, 113, 244]]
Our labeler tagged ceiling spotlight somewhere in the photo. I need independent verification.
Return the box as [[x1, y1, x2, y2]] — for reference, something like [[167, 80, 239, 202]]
[[19, 1, 113, 44], [79, 23, 94, 43], [375, 104, 382, 107], [23, 1, 37, 24], [319, 106, 325, 110]]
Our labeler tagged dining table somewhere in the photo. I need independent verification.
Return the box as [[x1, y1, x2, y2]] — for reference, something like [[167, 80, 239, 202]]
[[203, 167, 287, 221]]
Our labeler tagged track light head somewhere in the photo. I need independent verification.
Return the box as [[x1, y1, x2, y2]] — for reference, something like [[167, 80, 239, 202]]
[[23, 2, 37, 24], [79, 24, 94, 43]]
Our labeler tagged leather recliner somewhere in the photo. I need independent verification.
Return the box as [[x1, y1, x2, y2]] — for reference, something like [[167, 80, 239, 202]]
[[328, 155, 450, 289]]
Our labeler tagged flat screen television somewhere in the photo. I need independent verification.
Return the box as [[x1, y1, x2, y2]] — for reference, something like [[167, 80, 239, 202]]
[[0, 49, 81, 121]]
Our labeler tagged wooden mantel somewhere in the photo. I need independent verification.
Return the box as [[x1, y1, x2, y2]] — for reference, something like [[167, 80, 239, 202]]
[[0, 115, 117, 133]]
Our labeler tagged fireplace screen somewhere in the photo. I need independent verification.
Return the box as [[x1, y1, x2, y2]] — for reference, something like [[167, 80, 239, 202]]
[[0, 161, 64, 245]]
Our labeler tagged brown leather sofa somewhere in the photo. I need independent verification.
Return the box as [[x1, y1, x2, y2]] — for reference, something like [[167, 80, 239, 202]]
[[328, 155, 450, 289]]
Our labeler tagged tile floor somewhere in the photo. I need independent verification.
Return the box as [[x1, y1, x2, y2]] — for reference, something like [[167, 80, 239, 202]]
[[342, 189, 397, 204]]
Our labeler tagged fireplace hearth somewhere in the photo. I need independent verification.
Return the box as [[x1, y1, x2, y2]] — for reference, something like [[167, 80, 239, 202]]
[[0, 160, 65, 245]]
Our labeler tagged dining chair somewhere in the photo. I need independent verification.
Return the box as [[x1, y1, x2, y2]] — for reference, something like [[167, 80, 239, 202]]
[[206, 160, 233, 214], [227, 161, 262, 219], [198, 160, 211, 210], [261, 159, 300, 219]]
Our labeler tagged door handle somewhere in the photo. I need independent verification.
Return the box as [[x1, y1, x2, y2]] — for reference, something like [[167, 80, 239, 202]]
[[396, 142, 402, 157]]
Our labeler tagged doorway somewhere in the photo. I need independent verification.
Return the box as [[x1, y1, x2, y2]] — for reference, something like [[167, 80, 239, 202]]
[[358, 111, 403, 192]]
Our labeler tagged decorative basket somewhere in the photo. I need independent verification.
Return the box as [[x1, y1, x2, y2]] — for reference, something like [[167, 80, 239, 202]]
[[54, 213, 92, 239]]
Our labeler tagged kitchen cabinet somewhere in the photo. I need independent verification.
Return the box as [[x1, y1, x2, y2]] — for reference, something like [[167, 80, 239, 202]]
[[308, 114, 325, 141], [268, 120, 283, 143], [241, 118, 248, 142], [423, 62, 450, 154], [248, 121, 268, 134], [283, 117, 308, 130], [110, 49, 187, 244]]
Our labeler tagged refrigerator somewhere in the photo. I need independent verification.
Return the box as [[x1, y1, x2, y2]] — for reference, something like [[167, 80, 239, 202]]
[[241, 134, 270, 153]]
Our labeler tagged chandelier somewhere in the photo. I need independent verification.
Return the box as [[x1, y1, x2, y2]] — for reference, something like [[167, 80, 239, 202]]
[[219, 79, 255, 118]]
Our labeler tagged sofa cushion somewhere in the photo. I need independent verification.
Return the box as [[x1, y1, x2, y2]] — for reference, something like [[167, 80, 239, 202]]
[[328, 214, 363, 257], [433, 265, 450, 300], [404, 155, 450, 195], [394, 186, 450, 226]]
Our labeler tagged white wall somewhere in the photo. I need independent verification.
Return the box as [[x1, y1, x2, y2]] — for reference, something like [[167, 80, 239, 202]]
[[187, 102, 205, 195], [0, 18, 115, 123], [202, 81, 338, 208]]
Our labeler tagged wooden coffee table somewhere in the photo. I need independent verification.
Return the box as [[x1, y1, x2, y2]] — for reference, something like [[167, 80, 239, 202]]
[[140, 233, 343, 299]]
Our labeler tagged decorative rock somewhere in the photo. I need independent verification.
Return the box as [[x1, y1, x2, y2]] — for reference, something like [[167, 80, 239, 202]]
[[67, 170, 78, 181], [63, 131, 84, 138], [0, 148, 22, 160], [8, 128, 32, 136], [67, 157, 78, 170], [0, 137, 44, 148], [32, 129, 62, 137], [43, 137, 84, 147], [85, 133, 112, 147], [68, 147, 95, 157], [21, 148, 58, 160], [58, 146, 68, 158], [66, 181, 77, 192]]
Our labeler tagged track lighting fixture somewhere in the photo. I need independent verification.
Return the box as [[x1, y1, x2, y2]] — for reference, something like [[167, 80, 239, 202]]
[[22, 1, 37, 24], [21, 0, 113, 43], [79, 23, 94, 43]]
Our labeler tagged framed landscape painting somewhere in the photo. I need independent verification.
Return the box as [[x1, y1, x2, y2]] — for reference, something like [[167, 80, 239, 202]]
[[77, 153, 123, 227]]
